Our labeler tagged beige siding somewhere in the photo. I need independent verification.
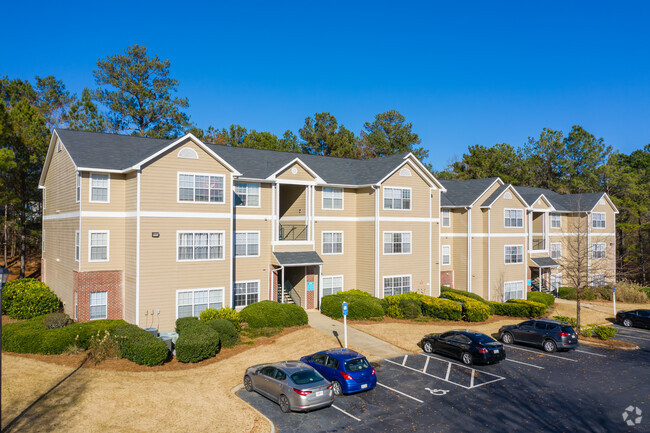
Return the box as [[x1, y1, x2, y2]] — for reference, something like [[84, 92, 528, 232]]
[[379, 221, 430, 296], [489, 237, 528, 302], [380, 161, 431, 218], [81, 173, 127, 213], [44, 140, 79, 215], [80, 217, 127, 272], [316, 222, 357, 291], [279, 184, 307, 218], [276, 162, 316, 182], [234, 219, 273, 302], [356, 187, 375, 217], [314, 187, 357, 217]]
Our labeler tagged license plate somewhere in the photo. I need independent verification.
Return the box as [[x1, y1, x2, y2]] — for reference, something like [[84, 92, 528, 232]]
[[361, 384, 368, 389], [572, 334, 576, 338], [493, 349, 499, 353], [316, 391, 323, 397]]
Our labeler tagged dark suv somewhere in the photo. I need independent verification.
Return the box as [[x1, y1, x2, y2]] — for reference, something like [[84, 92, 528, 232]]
[[498, 319, 578, 352]]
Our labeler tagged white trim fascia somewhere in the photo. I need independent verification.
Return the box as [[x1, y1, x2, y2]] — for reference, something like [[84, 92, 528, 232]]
[[89, 173, 111, 204], [480, 185, 531, 209], [135, 170, 141, 326], [229, 175, 234, 307], [271, 240, 314, 247], [429, 186, 432, 296], [375, 156, 440, 189], [382, 230, 413, 255], [234, 214, 273, 220], [381, 216, 439, 223], [88, 230, 110, 262], [177, 171, 226, 205], [467, 207, 471, 292], [590, 193, 619, 214], [142, 211, 231, 219], [39, 130, 79, 187], [266, 157, 325, 184], [487, 208, 491, 301], [467, 178, 504, 207], [77, 167, 125, 174], [176, 230, 227, 262], [280, 216, 308, 222], [274, 178, 317, 186], [440, 233, 528, 238], [436, 188, 441, 296], [374, 185, 380, 298], [321, 230, 344, 255], [234, 230, 261, 258], [531, 194, 556, 211], [550, 232, 615, 237], [44, 211, 81, 220]]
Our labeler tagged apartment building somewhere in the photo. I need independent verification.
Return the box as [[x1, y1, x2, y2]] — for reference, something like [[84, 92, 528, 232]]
[[40, 129, 443, 331]]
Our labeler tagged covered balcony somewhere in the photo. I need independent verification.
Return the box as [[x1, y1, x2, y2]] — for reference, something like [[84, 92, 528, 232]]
[[278, 184, 308, 241]]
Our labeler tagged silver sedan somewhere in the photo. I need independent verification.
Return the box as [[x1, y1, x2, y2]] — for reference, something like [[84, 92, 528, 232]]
[[243, 361, 333, 413]]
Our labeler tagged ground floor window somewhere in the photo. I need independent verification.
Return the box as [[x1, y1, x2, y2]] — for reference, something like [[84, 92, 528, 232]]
[[551, 273, 562, 291], [322, 276, 343, 296], [234, 281, 259, 307], [89, 291, 107, 320], [177, 288, 224, 318], [504, 281, 524, 301], [383, 275, 411, 297], [591, 273, 606, 287]]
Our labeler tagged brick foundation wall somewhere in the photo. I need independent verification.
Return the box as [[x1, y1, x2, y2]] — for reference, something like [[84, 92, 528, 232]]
[[306, 266, 315, 309], [527, 267, 532, 292], [270, 267, 278, 302], [440, 271, 454, 288], [73, 270, 124, 322]]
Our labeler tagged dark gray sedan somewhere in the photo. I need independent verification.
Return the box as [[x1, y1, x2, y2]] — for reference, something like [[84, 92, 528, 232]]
[[243, 361, 333, 413]]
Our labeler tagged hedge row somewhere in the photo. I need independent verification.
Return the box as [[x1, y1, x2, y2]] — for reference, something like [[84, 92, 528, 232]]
[[110, 324, 170, 366], [239, 301, 308, 328], [321, 291, 384, 320], [440, 286, 491, 306], [439, 292, 491, 322], [199, 306, 243, 329], [2, 279, 60, 319], [487, 301, 531, 317], [527, 291, 555, 307], [204, 319, 239, 347], [382, 292, 463, 321], [175, 317, 221, 363], [505, 299, 547, 317]]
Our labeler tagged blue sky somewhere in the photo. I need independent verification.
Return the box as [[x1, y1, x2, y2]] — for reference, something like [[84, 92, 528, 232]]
[[2, 1, 649, 170]]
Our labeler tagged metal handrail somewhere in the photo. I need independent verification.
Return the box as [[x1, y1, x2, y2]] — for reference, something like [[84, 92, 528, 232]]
[[532, 238, 545, 250], [279, 224, 307, 241], [278, 280, 301, 307]]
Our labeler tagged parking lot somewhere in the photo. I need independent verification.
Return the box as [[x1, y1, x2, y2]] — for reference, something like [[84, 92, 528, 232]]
[[238, 327, 650, 432]]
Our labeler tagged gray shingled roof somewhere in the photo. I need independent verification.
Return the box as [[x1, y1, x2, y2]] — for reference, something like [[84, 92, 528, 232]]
[[440, 177, 501, 207], [513, 186, 604, 212], [273, 251, 324, 266], [480, 184, 510, 207], [530, 257, 560, 268]]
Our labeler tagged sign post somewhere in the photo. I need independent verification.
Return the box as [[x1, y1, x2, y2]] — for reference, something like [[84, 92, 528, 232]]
[[342, 301, 348, 348], [613, 286, 616, 316]]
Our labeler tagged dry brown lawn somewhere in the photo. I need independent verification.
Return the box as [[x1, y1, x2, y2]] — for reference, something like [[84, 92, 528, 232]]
[[552, 299, 650, 325], [1, 327, 347, 433]]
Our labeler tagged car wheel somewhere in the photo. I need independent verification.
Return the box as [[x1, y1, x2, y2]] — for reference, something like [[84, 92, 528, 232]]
[[279, 395, 291, 413], [623, 318, 633, 327], [332, 380, 343, 396], [501, 332, 514, 344], [243, 375, 253, 392], [543, 339, 557, 353], [461, 352, 473, 365], [423, 341, 434, 353]]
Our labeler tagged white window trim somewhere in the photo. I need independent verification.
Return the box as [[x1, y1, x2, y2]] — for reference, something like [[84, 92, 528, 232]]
[[592, 212, 606, 229], [321, 275, 344, 296], [504, 280, 525, 301], [75, 230, 80, 262], [551, 273, 562, 291], [550, 213, 561, 229], [504, 208, 524, 228], [233, 280, 260, 309], [383, 186, 412, 211], [234, 182, 261, 208], [382, 274, 412, 297], [175, 287, 225, 319], [591, 273, 606, 286], [592, 242, 606, 259], [235, 231, 261, 258], [75, 172, 81, 203], [321, 231, 344, 255], [442, 245, 451, 265], [89, 291, 108, 320], [176, 230, 226, 262], [322, 187, 344, 210], [88, 230, 110, 262], [441, 209, 451, 228], [89, 173, 110, 203], [177, 147, 199, 159], [550, 242, 562, 259], [177, 171, 226, 204], [504, 244, 524, 264], [383, 231, 412, 255]]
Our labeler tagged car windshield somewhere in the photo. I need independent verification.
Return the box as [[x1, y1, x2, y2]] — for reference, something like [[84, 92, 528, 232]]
[[290, 369, 324, 385], [561, 326, 575, 334], [345, 357, 370, 372], [472, 334, 495, 344]]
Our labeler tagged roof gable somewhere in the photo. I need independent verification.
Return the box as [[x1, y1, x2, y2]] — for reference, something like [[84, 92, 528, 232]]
[[440, 177, 503, 207]]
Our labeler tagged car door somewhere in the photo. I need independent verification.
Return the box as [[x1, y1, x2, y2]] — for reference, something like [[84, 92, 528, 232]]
[[532, 322, 549, 345], [637, 310, 650, 328], [434, 332, 455, 355], [324, 355, 340, 379], [256, 366, 277, 399], [308, 353, 328, 377], [267, 368, 287, 399], [514, 321, 536, 343], [450, 334, 472, 360]]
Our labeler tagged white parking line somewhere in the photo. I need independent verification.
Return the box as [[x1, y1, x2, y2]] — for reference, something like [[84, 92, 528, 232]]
[[506, 345, 577, 361], [504, 358, 544, 369], [377, 382, 424, 403], [615, 325, 650, 335], [420, 354, 507, 379], [575, 349, 607, 358], [616, 334, 650, 341], [331, 404, 361, 421]]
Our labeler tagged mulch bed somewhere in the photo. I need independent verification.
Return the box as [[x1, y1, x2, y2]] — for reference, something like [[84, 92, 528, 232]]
[[578, 336, 638, 350]]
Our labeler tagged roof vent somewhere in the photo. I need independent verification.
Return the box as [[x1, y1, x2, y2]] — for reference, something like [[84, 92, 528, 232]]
[[178, 148, 198, 159], [504, 192, 512, 199], [599, 198, 605, 205], [399, 167, 412, 177]]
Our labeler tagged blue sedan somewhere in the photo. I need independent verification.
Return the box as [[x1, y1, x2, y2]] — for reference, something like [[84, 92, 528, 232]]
[[300, 348, 376, 396]]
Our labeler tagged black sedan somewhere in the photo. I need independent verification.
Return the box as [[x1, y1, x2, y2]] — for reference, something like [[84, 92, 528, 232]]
[[616, 309, 650, 329], [420, 330, 506, 365]]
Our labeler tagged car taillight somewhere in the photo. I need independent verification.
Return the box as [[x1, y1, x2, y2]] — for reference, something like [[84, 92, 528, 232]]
[[340, 371, 353, 381], [371, 367, 376, 376], [293, 388, 312, 396], [477, 347, 488, 354], [327, 384, 333, 390], [557, 332, 570, 337]]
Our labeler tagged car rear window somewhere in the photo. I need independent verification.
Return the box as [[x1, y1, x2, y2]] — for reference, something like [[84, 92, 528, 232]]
[[472, 334, 496, 344], [561, 326, 575, 334], [345, 357, 370, 372], [291, 370, 324, 385]]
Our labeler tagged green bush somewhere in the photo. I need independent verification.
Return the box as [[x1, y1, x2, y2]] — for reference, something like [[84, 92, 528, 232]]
[[591, 324, 617, 340], [421, 297, 463, 320], [175, 317, 220, 363], [399, 299, 422, 319], [321, 292, 384, 320], [440, 286, 491, 305], [2, 279, 60, 319], [199, 306, 243, 329], [558, 287, 576, 299], [439, 292, 490, 322], [342, 289, 372, 297], [239, 301, 308, 328], [505, 299, 546, 317], [527, 291, 555, 307], [205, 319, 239, 347], [111, 324, 169, 366], [553, 315, 578, 328], [488, 301, 530, 317], [43, 312, 73, 329]]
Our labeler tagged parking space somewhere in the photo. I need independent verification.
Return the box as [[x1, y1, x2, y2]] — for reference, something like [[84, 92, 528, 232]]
[[238, 336, 648, 432]]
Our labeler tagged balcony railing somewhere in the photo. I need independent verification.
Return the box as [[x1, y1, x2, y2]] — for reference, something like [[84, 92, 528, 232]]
[[279, 224, 307, 241], [532, 237, 546, 250]]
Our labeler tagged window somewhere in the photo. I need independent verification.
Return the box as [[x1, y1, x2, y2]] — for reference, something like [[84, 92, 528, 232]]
[[550, 242, 562, 259], [383, 187, 411, 210], [504, 245, 523, 264], [75, 231, 80, 262], [551, 273, 562, 291], [177, 147, 198, 159], [593, 243, 606, 259], [178, 173, 225, 203], [89, 231, 109, 262], [235, 232, 259, 257], [504, 281, 524, 301], [76, 172, 81, 203], [322, 188, 343, 210], [383, 232, 411, 254], [504, 192, 512, 200], [442, 245, 451, 265], [442, 209, 451, 228], [234, 281, 259, 307], [322, 276, 343, 296], [383, 275, 411, 296], [90, 173, 109, 203], [322, 232, 343, 254], [177, 231, 224, 261], [592, 212, 606, 228], [551, 213, 561, 229], [234, 182, 260, 207], [504, 209, 523, 227], [89, 291, 107, 320], [399, 167, 412, 177], [177, 288, 224, 318], [592, 274, 605, 287]]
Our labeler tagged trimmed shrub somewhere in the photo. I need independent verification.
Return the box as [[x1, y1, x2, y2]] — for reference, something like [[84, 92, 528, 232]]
[[199, 306, 243, 329], [175, 317, 220, 363], [342, 289, 372, 297], [2, 279, 60, 319], [527, 291, 555, 307], [506, 299, 546, 317], [553, 315, 578, 328], [399, 299, 422, 319], [321, 293, 384, 320], [205, 319, 239, 347], [439, 292, 490, 322], [421, 297, 463, 320], [43, 312, 73, 329], [440, 286, 491, 306], [558, 287, 576, 299], [111, 323, 169, 366], [488, 301, 530, 317], [240, 301, 308, 328], [591, 324, 617, 340]]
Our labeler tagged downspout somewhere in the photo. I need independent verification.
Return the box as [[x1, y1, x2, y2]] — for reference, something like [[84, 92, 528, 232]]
[[587, 212, 592, 282], [437, 189, 442, 296], [373, 185, 380, 298], [487, 208, 491, 301], [135, 169, 141, 326], [429, 187, 432, 297], [230, 174, 234, 308], [467, 207, 472, 293]]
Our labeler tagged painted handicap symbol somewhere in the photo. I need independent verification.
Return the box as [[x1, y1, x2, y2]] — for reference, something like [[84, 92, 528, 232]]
[[425, 387, 449, 396]]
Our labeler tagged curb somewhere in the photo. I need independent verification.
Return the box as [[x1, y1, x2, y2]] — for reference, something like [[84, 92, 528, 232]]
[[579, 340, 640, 350], [231, 384, 276, 433]]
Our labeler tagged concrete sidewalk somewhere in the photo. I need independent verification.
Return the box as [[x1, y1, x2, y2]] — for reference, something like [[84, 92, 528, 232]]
[[306, 311, 407, 362]]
